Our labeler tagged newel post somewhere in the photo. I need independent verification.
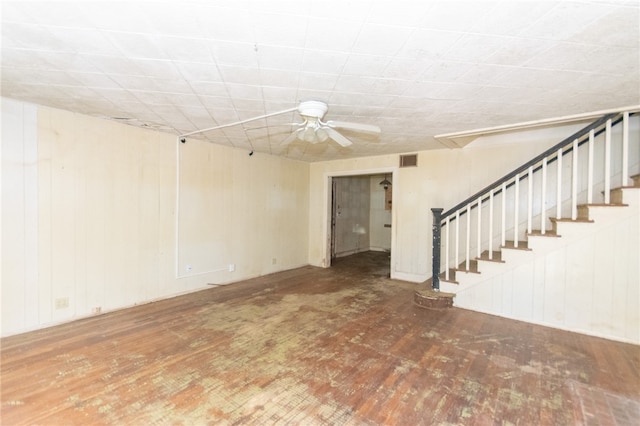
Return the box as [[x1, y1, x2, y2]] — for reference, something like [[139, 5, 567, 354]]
[[431, 208, 443, 291]]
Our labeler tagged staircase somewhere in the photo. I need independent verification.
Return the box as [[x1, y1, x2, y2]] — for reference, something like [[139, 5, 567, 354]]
[[415, 108, 640, 344]]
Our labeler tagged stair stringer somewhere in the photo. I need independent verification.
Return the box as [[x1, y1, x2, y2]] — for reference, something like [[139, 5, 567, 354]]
[[442, 187, 639, 344]]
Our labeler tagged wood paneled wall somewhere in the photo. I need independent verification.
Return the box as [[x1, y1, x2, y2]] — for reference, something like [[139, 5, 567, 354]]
[[1, 99, 310, 336]]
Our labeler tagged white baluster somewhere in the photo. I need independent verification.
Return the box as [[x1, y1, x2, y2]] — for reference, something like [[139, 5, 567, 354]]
[[527, 166, 533, 234], [455, 211, 460, 270], [556, 148, 562, 219], [477, 196, 482, 259], [587, 130, 594, 204], [622, 112, 629, 187], [541, 158, 547, 234], [445, 216, 450, 281], [501, 182, 506, 246], [466, 204, 471, 270], [514, 174, 520, 248], [571, 138, 579, 220], [604, 119, 611, 204], [489, 190, 494, 260]]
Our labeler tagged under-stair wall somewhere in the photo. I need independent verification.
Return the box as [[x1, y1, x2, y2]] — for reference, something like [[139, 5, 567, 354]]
[[440, 182, 639, 344], [430, 109, 640, 344]]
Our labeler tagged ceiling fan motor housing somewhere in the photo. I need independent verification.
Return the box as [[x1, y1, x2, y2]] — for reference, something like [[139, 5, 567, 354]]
[[298, 100, 328, 120]]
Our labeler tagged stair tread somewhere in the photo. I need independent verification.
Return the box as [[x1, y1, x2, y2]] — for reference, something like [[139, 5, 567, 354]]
[[528, 230, 560, 237], [501, 240, 531, 250], [578, 203, 628, 207], [550, 217, 594, 223]]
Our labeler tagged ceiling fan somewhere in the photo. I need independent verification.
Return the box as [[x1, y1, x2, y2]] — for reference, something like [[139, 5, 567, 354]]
[[178, 100, 381, 147]]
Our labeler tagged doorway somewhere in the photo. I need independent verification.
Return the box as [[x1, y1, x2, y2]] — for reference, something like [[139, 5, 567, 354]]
[[328, 171, 395, 275]]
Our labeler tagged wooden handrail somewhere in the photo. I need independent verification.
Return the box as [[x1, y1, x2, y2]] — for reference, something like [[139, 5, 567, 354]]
[[440, 112, 620, 221]]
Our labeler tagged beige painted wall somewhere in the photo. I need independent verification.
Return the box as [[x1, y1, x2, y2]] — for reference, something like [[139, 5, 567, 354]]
[[1, 99, 309, 336]]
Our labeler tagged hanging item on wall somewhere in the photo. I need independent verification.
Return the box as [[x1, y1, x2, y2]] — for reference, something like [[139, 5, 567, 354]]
[[379, 174, 392, 210]]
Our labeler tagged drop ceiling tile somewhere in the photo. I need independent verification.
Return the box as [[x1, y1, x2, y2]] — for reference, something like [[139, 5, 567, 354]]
[[156, 35, 215, 63], [130, 59, 183, 80], [295, 88, 333, 102], [175, 61, 223, 82], [342, 54, 391, 77], [352, 23, 413, 56], [218, 66, 263, 85], [260, 69, 301, 88], [456, 64, 514, 85], [136, 3, 207, 38], [204, 107, 241, 124], [83, 54, 144, 75], [301, 50, 348, 75], [251, 12, 309, 48], [66, 72, 119, 89], [443, 33, 511, 63], [190, 82, 229, 97], [95, 88, 144, 104], [104, 32, 170, 61], [224, 83, 263, 100], [382, 57, 434, 80], [518, 1, 610, 41], [470, 0, 556, 36], [199, 96, 236, 110], [3, 1, 88, 28], [304, 18, 362, 51], [169, 93, 203, 107], [298, 72, 338, 91], [568, 6, 640, 48], [1, 47, 58, 69], [483, 37, 556, 66], [45, 27, 121, 56], [397, 28, 462, 60], [366, 1, 431, 27], [419, 61, 473, 83], [209, 41, 259, 68], [0, 22, 70, 51], [261, 86, 299, 102], [130, 91, 178, 106], [256, 45, 305, 71], [80, 2, 154, 33], [308, 1, 371, 23], [522, 42, 598, 71], [195, 5, 256, 43], [418, 1, 492, 31]]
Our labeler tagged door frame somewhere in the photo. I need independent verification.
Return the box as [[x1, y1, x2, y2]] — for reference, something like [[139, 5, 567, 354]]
[[322, 167, 397, 276]]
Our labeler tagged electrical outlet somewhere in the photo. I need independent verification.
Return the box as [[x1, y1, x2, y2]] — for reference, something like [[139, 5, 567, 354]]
[[272, 258, 277, 265], [228, 264, 235, 272], [92, 306, 102, 314], [186, 264, 192, 273], [55, 297, 69, 310]]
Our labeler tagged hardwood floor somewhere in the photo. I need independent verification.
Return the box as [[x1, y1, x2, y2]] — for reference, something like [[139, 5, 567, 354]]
[[1, 251, 639, 425]]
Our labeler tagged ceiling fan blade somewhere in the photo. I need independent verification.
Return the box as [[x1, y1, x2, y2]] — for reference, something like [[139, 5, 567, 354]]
[[324, 127, 353, 147], [326, 120, 381, 134], [280, 129, 301, 146]]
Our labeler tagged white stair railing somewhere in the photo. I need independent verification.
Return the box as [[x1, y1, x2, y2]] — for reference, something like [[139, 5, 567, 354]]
[[431, 109, 639, 290]]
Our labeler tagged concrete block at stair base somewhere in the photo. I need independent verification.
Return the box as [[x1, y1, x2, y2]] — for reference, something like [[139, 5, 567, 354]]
[[413, 289, 455, 310]]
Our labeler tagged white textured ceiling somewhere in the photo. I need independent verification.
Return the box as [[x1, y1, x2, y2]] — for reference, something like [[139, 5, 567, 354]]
[[1, 0, 638, 162]]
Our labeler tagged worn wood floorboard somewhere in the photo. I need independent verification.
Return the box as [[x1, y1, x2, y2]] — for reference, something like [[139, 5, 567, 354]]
[[1, 251, 639, 425]]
